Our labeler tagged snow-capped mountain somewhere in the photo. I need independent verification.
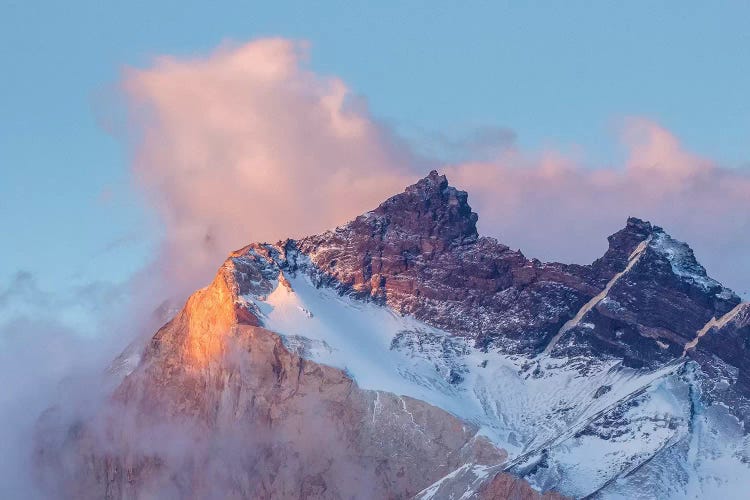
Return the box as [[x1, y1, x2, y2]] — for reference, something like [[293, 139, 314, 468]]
[[36, 171, 750, 499]]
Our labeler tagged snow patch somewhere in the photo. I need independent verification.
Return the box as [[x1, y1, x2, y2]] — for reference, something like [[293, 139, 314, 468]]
[[238, 268, 749, 498], [650, 231, 730, 296]]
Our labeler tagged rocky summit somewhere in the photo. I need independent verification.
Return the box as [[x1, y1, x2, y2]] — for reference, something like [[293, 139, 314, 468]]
[[36, 171, 749, 499]]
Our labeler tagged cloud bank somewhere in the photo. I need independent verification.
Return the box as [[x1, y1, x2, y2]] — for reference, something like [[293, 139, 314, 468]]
[[445, 118, 750, 294], [123, 38, 750, 299]]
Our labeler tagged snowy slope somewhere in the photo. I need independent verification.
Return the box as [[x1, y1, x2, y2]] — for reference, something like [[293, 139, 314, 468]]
[[238, 268, 749, 498], [598, 364, 750, 500]]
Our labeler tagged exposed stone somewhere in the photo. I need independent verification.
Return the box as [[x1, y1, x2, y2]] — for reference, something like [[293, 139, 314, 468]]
[[478, 472, 568, 500]]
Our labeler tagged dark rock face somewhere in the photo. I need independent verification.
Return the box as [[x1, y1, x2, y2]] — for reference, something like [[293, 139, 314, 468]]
[[296, 171, 611, 354], [591, 217, 654, 278], [292, 172, 739, 368], [696, 303, 750, 389], [688, 303, 750, 428], [557, 224, 740, 367], [373, 170, 480, 246]]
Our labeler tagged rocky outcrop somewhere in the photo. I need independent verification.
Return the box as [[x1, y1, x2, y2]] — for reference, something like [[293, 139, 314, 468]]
[[296, 171, 610, 354], [685, 302, 750, 429], [691, 303, 750, 388], [554, 221, 740, 367], [478, 473, 568, 500]]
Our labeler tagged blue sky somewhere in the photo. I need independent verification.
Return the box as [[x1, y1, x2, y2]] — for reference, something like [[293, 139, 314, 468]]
[[2, 1, 749, 299]]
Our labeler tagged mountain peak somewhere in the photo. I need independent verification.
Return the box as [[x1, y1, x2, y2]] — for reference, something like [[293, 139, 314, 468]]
[[593, 216, 657, 276], [373, 170, 479, 244], [405, 169, 449, 196], [624, 216, 655, 233]]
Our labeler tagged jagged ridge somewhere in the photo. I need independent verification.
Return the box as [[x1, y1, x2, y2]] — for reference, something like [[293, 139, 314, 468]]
[[35, 171, 749, 499]]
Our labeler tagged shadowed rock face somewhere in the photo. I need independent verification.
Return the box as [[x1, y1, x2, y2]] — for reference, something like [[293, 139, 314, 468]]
[[296, 171, 739, 367], [695, 303, 750, 389], [590, 216, 655, 278], [35, 171, 747, 499], [687, 303, 750, 429], [371, 170, 480, 246], [297, 171, 608, 354], [555, 221, 740, 367]]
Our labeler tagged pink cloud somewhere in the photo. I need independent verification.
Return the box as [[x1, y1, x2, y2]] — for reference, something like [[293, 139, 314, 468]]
[[123, 39, 419, 299], [444, 119, 750, 293], [122, 38, 750, 302]]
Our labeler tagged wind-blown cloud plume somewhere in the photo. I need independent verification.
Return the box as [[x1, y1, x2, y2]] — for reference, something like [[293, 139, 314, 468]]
[[123, 38, 750, 299], [124, 39, 420, 299]]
